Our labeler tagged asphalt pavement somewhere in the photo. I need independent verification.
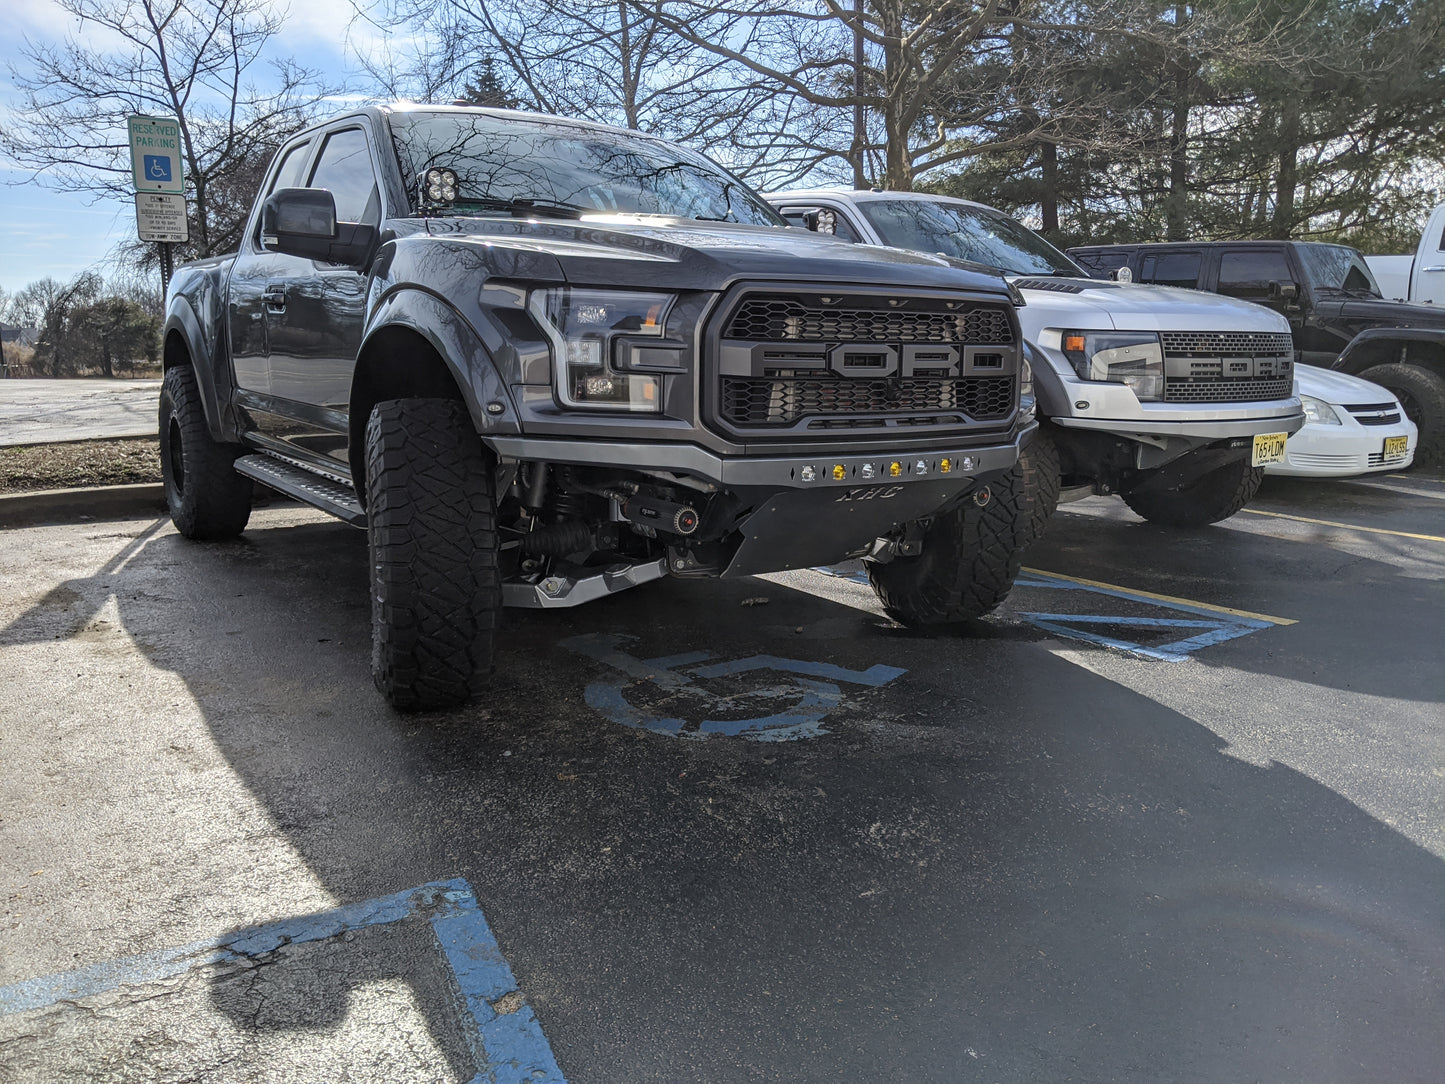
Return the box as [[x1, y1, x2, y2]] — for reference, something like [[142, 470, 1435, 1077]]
[[0, 472, 1441, 1082], [0, 378, 161, 446]]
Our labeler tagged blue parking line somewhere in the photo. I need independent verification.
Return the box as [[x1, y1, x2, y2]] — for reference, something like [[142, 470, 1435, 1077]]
[[0, 879, 565, 1083]]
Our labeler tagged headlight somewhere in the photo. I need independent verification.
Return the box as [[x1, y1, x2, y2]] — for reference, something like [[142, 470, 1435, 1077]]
[[1061, 331, 1164, 401], [1300, 394, 1343, 426], [529, 288, 673, 412]]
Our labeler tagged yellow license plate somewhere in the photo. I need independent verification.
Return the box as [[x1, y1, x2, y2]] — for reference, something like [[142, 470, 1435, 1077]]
[[1383, 435, 1409, 459], [1251, 432, 1288, 466]]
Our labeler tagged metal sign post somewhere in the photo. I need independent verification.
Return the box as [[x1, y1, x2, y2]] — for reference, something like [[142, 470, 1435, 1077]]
[[127, 115, 187, 292]]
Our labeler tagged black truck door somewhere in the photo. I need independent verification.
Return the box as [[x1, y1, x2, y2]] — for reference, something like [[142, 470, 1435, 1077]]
[[260, 126, 381, 464], [225, 139, 313, 397]]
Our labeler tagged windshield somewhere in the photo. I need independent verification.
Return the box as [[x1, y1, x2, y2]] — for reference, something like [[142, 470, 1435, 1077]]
[[857, 199, 1084, 276], [387, 111, 784, 227], [1296, 244, 1382, 297]]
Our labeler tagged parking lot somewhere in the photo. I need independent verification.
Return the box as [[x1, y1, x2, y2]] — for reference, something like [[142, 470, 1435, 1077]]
[[1, 471, 1441, 1082]]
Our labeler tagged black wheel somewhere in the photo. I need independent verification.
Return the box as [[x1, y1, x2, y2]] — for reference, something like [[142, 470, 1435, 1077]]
[[1019, 422, 1062, 547], [866, 460, 1032, 625], [1356, 363, 1445, 470], [365, 398, 501, 712], [1120, 455, 1263, 527], [158, 365, 252, 539]]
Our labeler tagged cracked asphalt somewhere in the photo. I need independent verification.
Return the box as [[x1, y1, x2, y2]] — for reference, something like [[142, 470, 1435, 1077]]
[[1, 469, 1441, 1082]]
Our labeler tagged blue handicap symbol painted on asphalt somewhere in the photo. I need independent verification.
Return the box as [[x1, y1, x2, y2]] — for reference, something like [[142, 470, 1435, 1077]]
[[561, 632, 906, 741], [143, 154, 172, 182]]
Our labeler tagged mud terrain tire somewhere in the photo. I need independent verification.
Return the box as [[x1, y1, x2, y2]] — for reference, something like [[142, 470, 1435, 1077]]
[[159, 365, 253, 539], [1120, 456, 1263, 527], [1356, 362, 1445, 470], [867, 460, 1032, 625], [365, 398, 501, 712]]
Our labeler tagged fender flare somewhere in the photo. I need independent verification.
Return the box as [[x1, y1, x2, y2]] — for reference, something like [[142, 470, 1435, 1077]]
[[1335, 326, 1445, 375], [351, 288, 523, 479], [162, 298, 238, 443]]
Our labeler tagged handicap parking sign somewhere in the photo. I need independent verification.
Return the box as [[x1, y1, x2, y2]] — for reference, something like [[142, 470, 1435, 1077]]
[[143, 155, 172, 183]]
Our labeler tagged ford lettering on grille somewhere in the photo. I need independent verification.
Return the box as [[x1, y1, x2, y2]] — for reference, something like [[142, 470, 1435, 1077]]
[[713, 290, 1020, 432]]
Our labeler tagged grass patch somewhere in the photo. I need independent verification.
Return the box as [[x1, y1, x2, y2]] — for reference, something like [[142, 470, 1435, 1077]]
[[0, 438, 162, 493]]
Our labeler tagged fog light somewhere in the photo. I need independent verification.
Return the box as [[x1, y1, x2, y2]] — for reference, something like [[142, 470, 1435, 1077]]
[[832, 464, 846, 480], [940, 458, 952, 473], [914, 460, 927, 475], [861, 463, 876, 479], [889, 461, 902, 477], [801, 465, 816, 482]]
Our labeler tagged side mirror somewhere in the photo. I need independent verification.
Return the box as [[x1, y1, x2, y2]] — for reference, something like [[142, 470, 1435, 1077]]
[[1268, 280, 1299, 301], [260, 188, 377, 269]]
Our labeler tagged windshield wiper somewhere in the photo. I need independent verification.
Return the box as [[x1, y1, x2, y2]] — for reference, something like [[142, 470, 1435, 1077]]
[[452, 197, 587, 220]]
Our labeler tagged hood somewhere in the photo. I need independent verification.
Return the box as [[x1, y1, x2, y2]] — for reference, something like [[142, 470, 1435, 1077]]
[[1295, 363, 1400, 406], [390, 214, 1013, 297], [1008, 276, 1292, 335], [1328, 296, 1445, 329]]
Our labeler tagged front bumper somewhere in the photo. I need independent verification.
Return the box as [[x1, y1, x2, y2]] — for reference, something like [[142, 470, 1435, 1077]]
[[1052, 399, 1306, 441], [486, 430, 1025, 491], [1267, 417, 1417, 477]]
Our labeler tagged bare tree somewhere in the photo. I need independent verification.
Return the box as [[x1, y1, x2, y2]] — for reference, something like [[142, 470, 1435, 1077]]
[[354, 0, 775, 148], [0, 0, 338, 264]]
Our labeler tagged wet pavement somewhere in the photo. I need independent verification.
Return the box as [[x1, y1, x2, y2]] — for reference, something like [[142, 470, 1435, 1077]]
[[1, 471, 1441, 1082]]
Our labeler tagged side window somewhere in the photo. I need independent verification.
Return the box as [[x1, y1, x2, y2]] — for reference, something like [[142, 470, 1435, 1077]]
[[1218, 249, 1296, 299], [308, 128, 380, 226], [269, 141, 311, 196], [1138, 250, 1203, 289]]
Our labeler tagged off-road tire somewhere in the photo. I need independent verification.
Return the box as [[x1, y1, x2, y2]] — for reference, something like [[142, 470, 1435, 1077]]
[[159, 364, 253, 539], [866, 461, 1032, 626], [1356, 362, 1445, 470], [365, 398, 500, 712], [1019, 422, 1062, 546], [1119, 456, 1263, 527]]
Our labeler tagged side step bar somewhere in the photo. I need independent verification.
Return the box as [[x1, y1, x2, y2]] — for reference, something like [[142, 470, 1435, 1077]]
[[235, 454, 367, 528]]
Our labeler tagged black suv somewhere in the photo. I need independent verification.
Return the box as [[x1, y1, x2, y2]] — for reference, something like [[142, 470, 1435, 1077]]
[[1068, 240, 1445, 465]]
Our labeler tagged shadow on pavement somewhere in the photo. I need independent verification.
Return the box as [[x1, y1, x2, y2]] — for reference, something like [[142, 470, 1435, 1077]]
[[2, 510, 1442, 1081]]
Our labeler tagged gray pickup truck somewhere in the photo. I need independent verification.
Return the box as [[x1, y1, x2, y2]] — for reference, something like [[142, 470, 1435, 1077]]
[[160, 105, 1036, 710]]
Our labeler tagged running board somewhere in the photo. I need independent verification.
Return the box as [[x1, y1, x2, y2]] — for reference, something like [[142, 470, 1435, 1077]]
[[235, 454, 367, 528]]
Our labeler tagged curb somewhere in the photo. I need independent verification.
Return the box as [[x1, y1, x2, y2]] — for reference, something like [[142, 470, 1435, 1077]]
[[0, 483, 168, 528]]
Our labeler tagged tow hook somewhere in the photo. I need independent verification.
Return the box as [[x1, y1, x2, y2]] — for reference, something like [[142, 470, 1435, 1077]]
[[972, 486, 992, 508]]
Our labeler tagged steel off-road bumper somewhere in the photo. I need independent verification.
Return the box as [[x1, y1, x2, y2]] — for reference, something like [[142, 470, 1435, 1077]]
[[487, 429, 1028, 580]]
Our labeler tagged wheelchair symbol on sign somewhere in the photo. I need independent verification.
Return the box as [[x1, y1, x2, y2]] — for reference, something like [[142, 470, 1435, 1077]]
[[143, 154, 172, 182], [561, 632, 906, 741]]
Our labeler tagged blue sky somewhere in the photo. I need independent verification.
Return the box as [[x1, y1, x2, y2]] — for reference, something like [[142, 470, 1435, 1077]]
[[0, 0, 392, 297]]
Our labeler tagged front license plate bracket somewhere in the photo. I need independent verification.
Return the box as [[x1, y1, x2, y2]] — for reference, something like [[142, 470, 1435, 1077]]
[[1251, 432, 1287, 467]]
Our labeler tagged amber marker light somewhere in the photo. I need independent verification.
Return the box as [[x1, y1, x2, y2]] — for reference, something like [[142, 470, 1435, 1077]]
[[1064, 333, 1087, 354], [889, 461, 902, 477], [940, 458, 953, 473], [832, 464, 846, 480]]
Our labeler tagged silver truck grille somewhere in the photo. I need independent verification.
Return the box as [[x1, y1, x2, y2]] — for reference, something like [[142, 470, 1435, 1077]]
[[1160, 331, 1294, 403]]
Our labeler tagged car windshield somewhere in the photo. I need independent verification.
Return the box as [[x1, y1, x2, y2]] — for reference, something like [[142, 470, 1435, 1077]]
[[1296, 244, 1383, 298], [387, 110, 784, 227], [857, 199, 1084, 276]]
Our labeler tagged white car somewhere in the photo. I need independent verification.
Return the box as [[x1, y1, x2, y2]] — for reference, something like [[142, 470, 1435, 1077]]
[[1272, 365, 1417, 476]]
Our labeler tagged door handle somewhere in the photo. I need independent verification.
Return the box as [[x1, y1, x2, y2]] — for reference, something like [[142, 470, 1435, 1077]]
[[262, 284, 287, 312], [1421, 265, 1445, 273]]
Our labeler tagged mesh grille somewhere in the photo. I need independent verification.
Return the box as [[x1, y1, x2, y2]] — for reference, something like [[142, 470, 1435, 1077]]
[[721, 376, 1014, 426], [1161, 331, 1294, 358], [724, 296, 1013, 344], [1164, 376, 1294, 402]]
